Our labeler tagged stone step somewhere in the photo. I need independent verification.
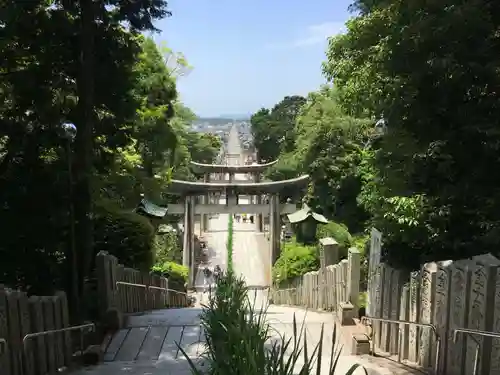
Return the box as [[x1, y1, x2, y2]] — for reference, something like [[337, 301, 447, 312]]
[[103, 324, 205, 362], [355, 355, 430, 375]]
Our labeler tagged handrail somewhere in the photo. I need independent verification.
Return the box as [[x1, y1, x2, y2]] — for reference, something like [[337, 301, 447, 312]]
[[453, 328, 500, 375], [361, 316, 441, 371], [23, 323, 95, 346], [246, 285, 270, 290], [116, 281, 188, 296], [116, 281, 146, 288], [23, 323, 95, 366]]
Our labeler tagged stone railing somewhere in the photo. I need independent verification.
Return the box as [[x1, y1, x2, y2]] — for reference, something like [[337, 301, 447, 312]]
[[96, 251, 189, 322], [0, 286, 91, 375], [367, 228, 500, 374], [271, 238, 361, 325]]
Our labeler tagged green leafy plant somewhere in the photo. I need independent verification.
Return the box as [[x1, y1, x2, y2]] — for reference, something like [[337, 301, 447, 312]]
[[93, 200, 156, 270], [151, 261, 188, 289], [272, 239, 319, 285], [179, 272, 368, 375]]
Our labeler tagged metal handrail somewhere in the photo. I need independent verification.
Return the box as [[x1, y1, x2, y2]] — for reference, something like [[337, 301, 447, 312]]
[[361, 316, 441, 371], [23, 323, 95, 347], [453, 328, 500, 375], [23, 323, 95, 367], [116, 281, 189, 296]]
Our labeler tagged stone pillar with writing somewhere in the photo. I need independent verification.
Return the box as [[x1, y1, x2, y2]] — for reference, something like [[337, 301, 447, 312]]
[[28, 296, 46, 375], [389, 269, 405, 354], [347, 247, 361, 318], [489, 266, 500, 375], [320, 237, 339, 266], [18, 292, 34, 375], [380, 265, 393, 353], [367, 228, 382, 317], [96, 251, 117, 317], [433, 260, 453, 374], [42, 296, 56, 374], [371, 260, 385, 351], [418, 262, 438, 370], [408, 271, 421, 364], [333, 264, 340, 311], [318, 239, 326, 310], [399, 284, 410, 360], [465, 254, 500, 375], [446, 260, 473, 375]]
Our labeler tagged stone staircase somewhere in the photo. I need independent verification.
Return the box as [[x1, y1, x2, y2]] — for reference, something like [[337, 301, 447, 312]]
[[102, 324, 204, 362]]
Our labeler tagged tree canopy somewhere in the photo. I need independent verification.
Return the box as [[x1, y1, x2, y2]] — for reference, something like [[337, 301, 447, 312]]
[[0, 2, 220, 315], [254, 0, 500, 272]]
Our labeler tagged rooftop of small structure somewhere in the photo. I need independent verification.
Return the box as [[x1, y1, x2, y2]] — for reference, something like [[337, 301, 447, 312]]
[[287, 204, 328, 224], [168, 175, 309, 195], [135, 198, 168, 218], [190, 159, 278, 173]]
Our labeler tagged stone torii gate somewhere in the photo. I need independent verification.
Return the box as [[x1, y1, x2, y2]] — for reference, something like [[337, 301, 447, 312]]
[[166, 161, 309, 286], [189, 159, 280, 231]]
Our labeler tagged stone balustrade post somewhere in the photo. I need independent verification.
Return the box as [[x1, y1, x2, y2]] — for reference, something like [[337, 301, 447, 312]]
[[96, 251, 118, 318], [347, 247, 361, 317]]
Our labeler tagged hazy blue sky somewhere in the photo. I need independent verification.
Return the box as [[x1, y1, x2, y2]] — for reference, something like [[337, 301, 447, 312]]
[[153, 0, 353, 117]]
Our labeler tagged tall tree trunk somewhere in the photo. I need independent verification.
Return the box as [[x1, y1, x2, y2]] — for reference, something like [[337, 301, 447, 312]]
[[73, 0, 95, 321]]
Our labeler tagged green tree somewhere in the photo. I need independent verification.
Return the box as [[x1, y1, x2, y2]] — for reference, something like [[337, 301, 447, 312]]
[[250, 95, 306, 162], [324, 0, 500, 267], [0, 0, 173, 304]]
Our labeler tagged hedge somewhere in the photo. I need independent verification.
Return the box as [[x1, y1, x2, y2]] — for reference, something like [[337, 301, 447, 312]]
[[151, 261, 188, 289], [93, 200, 156, 270]]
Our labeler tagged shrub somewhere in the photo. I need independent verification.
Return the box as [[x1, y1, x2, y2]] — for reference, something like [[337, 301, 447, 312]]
[[317, 221, 353, 258], [179, 272, 368, 375], [151, 261, 188, 289], [272, 239, 319, 285], [154, 231, 182, 264], [93, 200, 155, 270]]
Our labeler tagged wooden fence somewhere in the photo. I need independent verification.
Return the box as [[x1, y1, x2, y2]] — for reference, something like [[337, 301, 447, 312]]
[[96, 251, 189, 319], [271, 239, 362, 324], [0, 287, 82, 375]]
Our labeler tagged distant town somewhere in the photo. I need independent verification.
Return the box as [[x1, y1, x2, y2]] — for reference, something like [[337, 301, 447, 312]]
[[191, 117, 253, 150]]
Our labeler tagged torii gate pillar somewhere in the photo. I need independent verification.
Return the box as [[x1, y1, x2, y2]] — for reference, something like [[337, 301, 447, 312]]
[[269, 194, 281, 263], [254, 173, 264, 232], [182, 195, 196, 287], [201, 173, 210, 232]]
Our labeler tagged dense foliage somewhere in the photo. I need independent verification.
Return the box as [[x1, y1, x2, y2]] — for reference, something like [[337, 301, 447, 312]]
[[253, 0, 500, 271], [0, 2, 220, 316]]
